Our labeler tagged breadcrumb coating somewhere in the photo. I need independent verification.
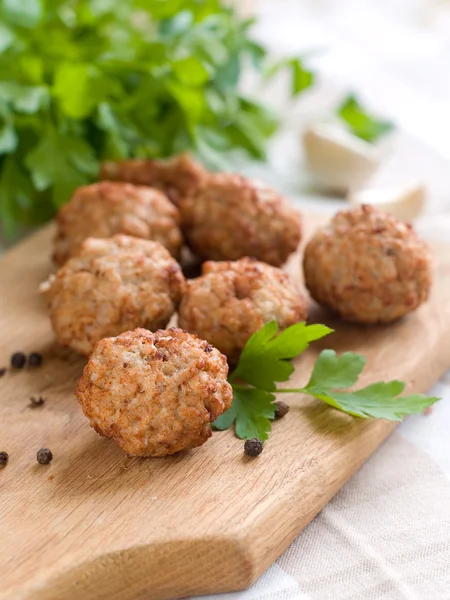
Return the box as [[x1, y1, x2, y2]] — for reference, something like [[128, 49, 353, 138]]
[[53, 181, 182, 264], [76, 328, 233, 456], [178, 257, 308, 362], [45, 235, 185, 355], [100, 153, 208, 207], [180, 173, 302, 266], [303, 204, 432, 324]]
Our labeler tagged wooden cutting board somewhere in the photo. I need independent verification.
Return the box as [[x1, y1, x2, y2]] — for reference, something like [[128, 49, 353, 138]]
[[1, 215, 450, 600]]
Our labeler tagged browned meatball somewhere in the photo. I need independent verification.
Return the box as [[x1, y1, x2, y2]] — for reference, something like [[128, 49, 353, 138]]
[[53, 181, 182, 265], [178, 258, 308, 362], [75, 328, 233, 456], [303, 204, 432, 324], [180, 174, 302, 266], [100, 153, 208, 207], [42, 235, 185, 356]]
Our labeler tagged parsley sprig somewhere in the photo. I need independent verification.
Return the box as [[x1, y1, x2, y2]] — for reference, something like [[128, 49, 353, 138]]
[[0, 0, 315, 235], [214, 322, 439, 441]]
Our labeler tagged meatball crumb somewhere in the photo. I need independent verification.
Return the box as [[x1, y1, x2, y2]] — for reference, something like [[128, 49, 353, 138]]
[[76, 328, 233, 457]]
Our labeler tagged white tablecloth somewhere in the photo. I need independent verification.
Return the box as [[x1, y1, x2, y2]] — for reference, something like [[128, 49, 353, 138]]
[[195, 2, 450, 598]]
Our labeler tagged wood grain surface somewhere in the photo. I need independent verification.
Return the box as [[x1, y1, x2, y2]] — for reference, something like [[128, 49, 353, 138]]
[[1, 215, 450, 600]]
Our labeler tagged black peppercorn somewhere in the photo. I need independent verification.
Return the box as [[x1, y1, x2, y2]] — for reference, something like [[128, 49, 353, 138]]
[[29, 396, 45, 408], [0, 451, 9, 468], [28, 352, 43, 367], [274, 401, 290, 419], [0, 367, 6, 378], [37, 448, 53, 465], [244, 438, 263, 457], [10, 352, 26, 369]]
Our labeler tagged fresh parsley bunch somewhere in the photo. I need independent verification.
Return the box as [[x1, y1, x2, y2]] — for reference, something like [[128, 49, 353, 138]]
[[214, 322, 439, 441], [0, 0, 314, 234]]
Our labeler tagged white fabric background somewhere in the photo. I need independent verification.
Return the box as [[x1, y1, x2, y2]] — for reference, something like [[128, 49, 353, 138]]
[[195, 2, 450, 598]]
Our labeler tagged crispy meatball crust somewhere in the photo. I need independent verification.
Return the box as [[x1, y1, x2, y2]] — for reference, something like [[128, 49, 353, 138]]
[[180, 173, 302, 266], [100, 153, 208, 207], [303, 204, 432, 324], [178, 258, 308, 362], [75, 328, 233, 456], [45, 235, 185, 356], [53, 181, 182, 265]]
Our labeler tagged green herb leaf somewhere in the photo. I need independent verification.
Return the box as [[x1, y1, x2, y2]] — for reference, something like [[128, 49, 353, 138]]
[[215, 323, 439, 443], [304, 349, 366, 393], [290, 58, 315, 96], [0, 156, 35, 235], [0, 23, 14, 54], [0, 119, 17, 154], [214, 388, 276, 441], [25, 124, 98, 206], [266, 56, 315, 96], [53, 63, 97, 120], [0, 0, 313, 231], [232, 321, 333, 392], [173, 56, 210, 86], [311, 383, 440, 421], [2, 0, 43, 28], [0, 83, 48, 113], [338, 93, 394, 142]]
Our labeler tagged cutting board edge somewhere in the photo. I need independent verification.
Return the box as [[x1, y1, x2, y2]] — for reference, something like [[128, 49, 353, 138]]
[[18, 535, 256, 600]]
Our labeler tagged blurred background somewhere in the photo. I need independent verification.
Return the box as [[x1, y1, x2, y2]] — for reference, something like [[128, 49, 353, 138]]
[[238, 0, 450, 221], [1, 0, 450, 242]]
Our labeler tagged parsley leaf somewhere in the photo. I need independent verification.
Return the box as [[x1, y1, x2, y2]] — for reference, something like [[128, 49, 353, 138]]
[[215, 323, 439, 442], [25, 124, 98, 207], [3, 0, 43, 29], [304, 349, 366, 393], [214, 388, 276, 442], [302, 350, 439, 419], [312, 383, 440, 421], [290, 58, 315, 96], [338, 93, 394, 142], [0, 156, 35, 235], [0, 0, 315, 233], [232, 321, 333, 391], [266, 56, 315, 97]]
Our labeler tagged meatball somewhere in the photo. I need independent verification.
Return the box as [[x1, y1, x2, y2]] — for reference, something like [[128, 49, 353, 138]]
[[178, 258, 308, 362], [53, 181, 182, 265], [303, 204, 432, 324], [43, 235, 185, 356], [100, 153, 208, 207], [75, 328, 233, 456], [180, 174, 302, 266]]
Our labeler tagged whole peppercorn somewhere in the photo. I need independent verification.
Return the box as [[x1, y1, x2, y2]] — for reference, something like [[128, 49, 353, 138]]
[[0, 451, 9, 468], [37, 448, 53, 465], [0, 367, 6, 378], [10, 352, 26, 369], [274, 401, 290, 419], [28, 352, 43, 367], [244, 438, 263, 457]]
